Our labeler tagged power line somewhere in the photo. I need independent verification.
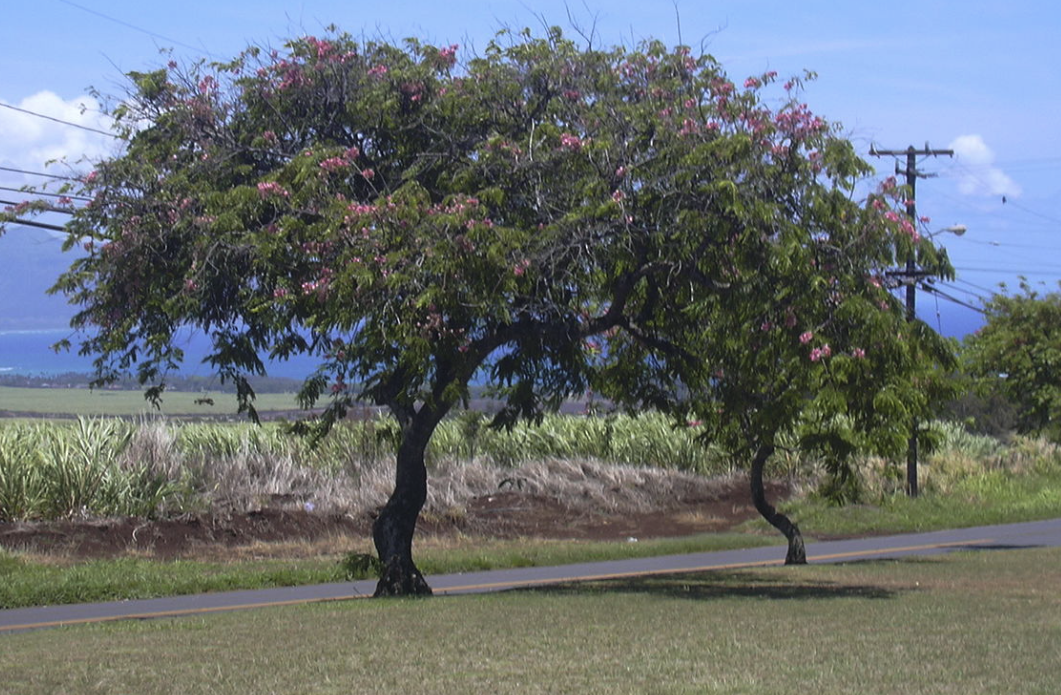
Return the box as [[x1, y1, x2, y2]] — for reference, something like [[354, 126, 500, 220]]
[[0, 102, 117, 138], [951, 277, 1000, 296], [0, 216, 67, 232], [0, 186, 91, 202], [57, 0, 224, 60], [921, 285, 986, 314], [0, 165, 84, 182], [1, 198, 75, 215], [954, 266, 1061, 277], [943, 159, 1061, 227]]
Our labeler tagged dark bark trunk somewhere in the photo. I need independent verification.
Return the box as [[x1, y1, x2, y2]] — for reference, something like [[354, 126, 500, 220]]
[[750, 444, 806, 565], [372, 422, 434, 597]]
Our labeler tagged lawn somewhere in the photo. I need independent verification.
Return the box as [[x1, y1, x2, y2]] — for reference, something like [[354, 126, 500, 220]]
[[1, 547, 1057, 694], [0, 385, 301, 417]]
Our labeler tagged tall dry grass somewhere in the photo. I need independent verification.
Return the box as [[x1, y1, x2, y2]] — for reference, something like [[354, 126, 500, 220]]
[[4, 414, 1057, 523]]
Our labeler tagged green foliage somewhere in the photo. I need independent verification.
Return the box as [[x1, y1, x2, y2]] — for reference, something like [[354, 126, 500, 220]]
[[963, 280, 1061, 441], [5, 29, 955, 502]]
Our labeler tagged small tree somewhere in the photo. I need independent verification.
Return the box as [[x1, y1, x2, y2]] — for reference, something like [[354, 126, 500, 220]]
[[4, 29, 955, 591], [964, 280, 1061, 441]]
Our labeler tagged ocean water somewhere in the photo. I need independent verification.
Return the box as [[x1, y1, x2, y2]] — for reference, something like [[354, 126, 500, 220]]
[[0, 328, 318, 380]]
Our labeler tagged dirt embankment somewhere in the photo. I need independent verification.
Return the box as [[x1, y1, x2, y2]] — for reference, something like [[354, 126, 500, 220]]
[[0, 478, 791, 560]]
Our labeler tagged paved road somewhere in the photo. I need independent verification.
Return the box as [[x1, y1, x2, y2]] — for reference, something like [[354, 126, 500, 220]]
[[3, 518, 1059, 634]]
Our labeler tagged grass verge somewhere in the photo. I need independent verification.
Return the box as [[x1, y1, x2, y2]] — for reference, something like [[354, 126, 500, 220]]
[[776, 469, 1061, 536], [0, 532, 778, 609], [1, 547, 1057, 694]]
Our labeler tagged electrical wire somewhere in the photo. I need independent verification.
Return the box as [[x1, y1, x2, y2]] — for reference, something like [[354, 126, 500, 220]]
[[57, 0, 224, 60], [921, 285, 986, 314], [0, 102, 116, 138], [936, 280, 989, 303], [0, 217, 67, 232], [0, 166, 84, 182], [0, 199, 76, 215], [0, 186, 91, 202]]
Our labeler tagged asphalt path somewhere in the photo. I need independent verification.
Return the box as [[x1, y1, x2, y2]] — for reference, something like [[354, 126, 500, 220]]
[[3, 517, 1060, 634]]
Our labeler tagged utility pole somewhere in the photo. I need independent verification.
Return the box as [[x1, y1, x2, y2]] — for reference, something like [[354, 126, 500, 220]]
[[870, 144, 953, 498]]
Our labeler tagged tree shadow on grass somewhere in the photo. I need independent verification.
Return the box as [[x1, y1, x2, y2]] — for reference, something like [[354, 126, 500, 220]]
[[517, 569, 900, 602]]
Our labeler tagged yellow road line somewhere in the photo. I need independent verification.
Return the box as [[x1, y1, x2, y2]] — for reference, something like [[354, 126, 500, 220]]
[[0, 537, 993, 633]]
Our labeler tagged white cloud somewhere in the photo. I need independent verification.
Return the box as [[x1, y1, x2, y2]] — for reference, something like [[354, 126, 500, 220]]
[[0, 91, 116, 188], [948, 134, 1021, 198]]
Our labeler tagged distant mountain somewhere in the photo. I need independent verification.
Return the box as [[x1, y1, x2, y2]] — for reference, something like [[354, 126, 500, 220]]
[[0, 225, 80, 331]]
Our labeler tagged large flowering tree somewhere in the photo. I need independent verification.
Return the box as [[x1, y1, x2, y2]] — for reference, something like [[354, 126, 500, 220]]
[[2, 29, 955, 592]]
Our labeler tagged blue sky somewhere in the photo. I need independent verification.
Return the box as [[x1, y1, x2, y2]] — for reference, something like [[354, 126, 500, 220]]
[[2, 0, 1060, 337]]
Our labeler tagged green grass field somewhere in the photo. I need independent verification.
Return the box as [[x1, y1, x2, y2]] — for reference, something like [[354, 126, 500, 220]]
[[2, 547, 1057, 694], [0, 386, 301, 417]]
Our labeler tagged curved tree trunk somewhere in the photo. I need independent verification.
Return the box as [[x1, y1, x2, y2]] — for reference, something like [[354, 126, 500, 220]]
[[750, 444, 806, 565], [372, 422, 434, 597]]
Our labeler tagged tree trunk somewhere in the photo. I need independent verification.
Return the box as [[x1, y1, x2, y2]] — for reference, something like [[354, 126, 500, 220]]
[[372, 422, 434, 597], [749, 444, 806, 565]]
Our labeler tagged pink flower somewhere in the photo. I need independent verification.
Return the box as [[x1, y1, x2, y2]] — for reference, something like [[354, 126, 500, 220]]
[[360, 168, 375, 179], [744, 77, 761, 89], [612, 190, 625, 202], [615, 166, 626, 178], [559, 133, 583, 151], [821, 344, 832, 358], [513, 258, 530, 276], [368, 64, 388, 77], [262, 130, 278, 143], [761, 321, 772, 332], [319, 157, 347, 172], [852, 348, 866, 359], [809, 347, 823, 362], [257, 181, 290, 198], [438, 44, 458, 68], [799, 331, 813, 344]]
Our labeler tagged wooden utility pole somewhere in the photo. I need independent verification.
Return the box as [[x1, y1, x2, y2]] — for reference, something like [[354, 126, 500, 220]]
[[869, 144, 953, 498]]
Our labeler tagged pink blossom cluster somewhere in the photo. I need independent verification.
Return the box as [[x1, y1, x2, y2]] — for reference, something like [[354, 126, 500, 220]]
[[347, 203, 378, 215], [809, 344, 831, 362], [257, 181, 290, 198], [773, 103, 827, 140], [367, 64, 388, 78], [437, 44, 458, 68], [559, 133, 584, 151], [319, 157, 348, 173], [513, 258, 530, 277]]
